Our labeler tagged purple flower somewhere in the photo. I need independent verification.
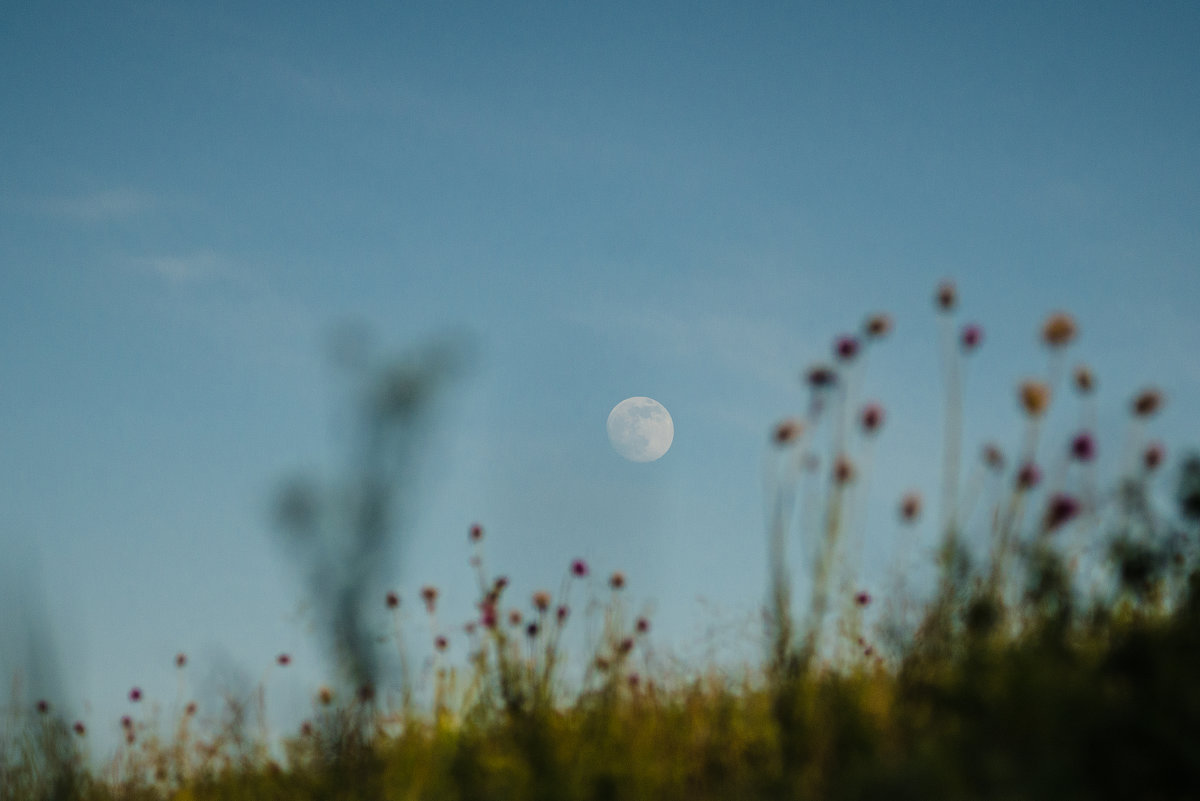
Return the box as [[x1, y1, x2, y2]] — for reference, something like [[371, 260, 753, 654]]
[[960, 323, 983, 352], [1016, 462, 1041, 490], [1043, 494, 1081, 531], [570, 559, 589, 578], [834, 335, 860, 362], [1070, 431, 1096, 462]]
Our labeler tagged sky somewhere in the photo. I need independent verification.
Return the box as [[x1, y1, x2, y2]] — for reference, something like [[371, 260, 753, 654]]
[[3, 1, 1199, 758]]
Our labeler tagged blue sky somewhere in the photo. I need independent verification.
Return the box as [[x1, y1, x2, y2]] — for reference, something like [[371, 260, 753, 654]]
[[3, 1, 1199, 756]]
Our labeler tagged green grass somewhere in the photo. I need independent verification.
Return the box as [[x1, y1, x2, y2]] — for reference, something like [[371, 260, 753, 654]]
[[5, 284, 1199, 800]]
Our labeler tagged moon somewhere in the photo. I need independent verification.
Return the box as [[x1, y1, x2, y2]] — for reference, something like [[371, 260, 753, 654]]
[[607, 397, 674, 462]]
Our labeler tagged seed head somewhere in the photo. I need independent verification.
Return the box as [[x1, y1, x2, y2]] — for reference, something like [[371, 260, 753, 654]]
[[1043, 494, 1081, 531], [508, 609, 523, 626], [854, 590, 872, 607], [618, 637, 635, 655], [385, 591, 400, 609], [434, 635, 449, 652], [935, 281, 957, 311], [121, 715, 133, 730], [1073, 365, 1095, 394], [1132, 388, 1163, 418], [960, 323, 983, 352], [1144, 442, 1165, 471], [609, 571, 626, 590], [525, 622, 540, 639], [772, 418, 803, 445], [1041, 312, 1077, 348], [1016, 462, 1042, 490], [834, 335, 860, 362], [571, 559, 589, 578], [276, 654, 291, 667], [73, 721, 86, 737], [185, 702, 197, 716], [859, 403, 885, 435], [982, 443, 1005, 471], [469, 523, 484, 542], [635, 617, 650, 634], [863, 313, 892, 339], [300, 721, 314, 737], [557, 604, 570, 624], [129, 688, 142, 702], [532, 591, 552, 612], [421, 585, 439, 613], [1019, 380, 1052, 417], [899, 492, 922, 523]]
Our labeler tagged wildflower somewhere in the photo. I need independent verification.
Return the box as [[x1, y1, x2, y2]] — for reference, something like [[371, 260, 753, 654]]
[[1073, 365, 1095, 393], [854, 590, 872, 607], [36, 700, 49, 714], [480, 602, 498, 629], [175, 652, 187, 668], [557, 604, 570, 624], [805, 365, 837, 389], [899, 492, 922, 523], [571, 559, 589, 578], [385, 591, 400, 609], [525, 622, 540, 639], [532, 590, 552, 612], [493, 575, 510, 591], [434, 635, 449, 652], [508, 609, 523, 626], [935, 280, 957, 311], [277, 654, 291, 667], [129, 688, 142, 702], [618, 637, 635, 655], [628, 673, 641, 689], [860, 403, 885, 435], [1043, 494, 1081, 531], [1016, 462, 1042, 490], [468, 523, 484, 542], [635, 617, 650, 634], [863, 313, 892, 339], [1018, 380, 1051, 417], [833, 455, 855, 484], [125, 731, 136, 745], [960, 323, 983, 352], [1144, 442, 1165, 471], [185, 702, 197, 716], [317, 686, 333, 706], [834, 335, 860, 362], [772, 418, 803, 445], [1070, 431, 1096, 462], [120, 715, 133, 730], [73, 722, 86, 737], [982, 443, 1005, 471], [421, 585, 439, 613], [609, 571, 626, 590], [300, 721, 314, 737], [1132, 388, 1163, 418], [1041, 312, 1077, 348]]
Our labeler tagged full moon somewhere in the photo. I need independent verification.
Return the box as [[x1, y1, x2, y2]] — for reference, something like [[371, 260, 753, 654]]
[[607, 397, 674, 462]]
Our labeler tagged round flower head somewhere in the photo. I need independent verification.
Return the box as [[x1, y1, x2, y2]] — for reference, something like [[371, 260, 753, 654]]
[[859, 403, 885, 435], [1132, 388, 1163, 418], [421, 585, 439, 613], [129, 688, 142, 702], [772, 418, 803, 445], [121, 715, 133, 730], [525, 622, 540, 639], [557, 604, 570, 624], [468, 523, 484, 542], [1043, 494, 1081, 531], [508, 609, 523, 626], [1070, 431, 1096, 462], [863, 313, 892, 339], [960, 323, 983, 352], [609, 571, 626, 590], [73, 721, 86, 737], [805, 365, 838, 389], [1018, 380, 1052, 417], [833, 455, 855, 484], [1143, 442, 1165, 471], [1073, 365, 1095, 394], [317, 686, 334, 706], [935, 281, 957, 312], [1041, 312, 1077, 348], [385, 591, 400, 609], [635, 617, 650, 634], [854, 590, 872, 607], [899, 492, 922, 523], [834, 335, 860, 362], [36, 700, 49, 714], [185, 702, 197, 716], [570, 559, 589, 578], [1016, 462, 1042, 490], [532, 590, 552, 612], [434, 635, 449, 652], [276, 653, 291, 667]]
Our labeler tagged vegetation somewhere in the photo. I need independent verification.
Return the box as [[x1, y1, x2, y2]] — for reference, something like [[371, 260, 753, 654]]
[[5, 283, 1200, 800]]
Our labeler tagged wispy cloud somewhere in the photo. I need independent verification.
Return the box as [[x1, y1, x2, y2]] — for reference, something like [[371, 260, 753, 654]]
[[40, 187, 157, 223]]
